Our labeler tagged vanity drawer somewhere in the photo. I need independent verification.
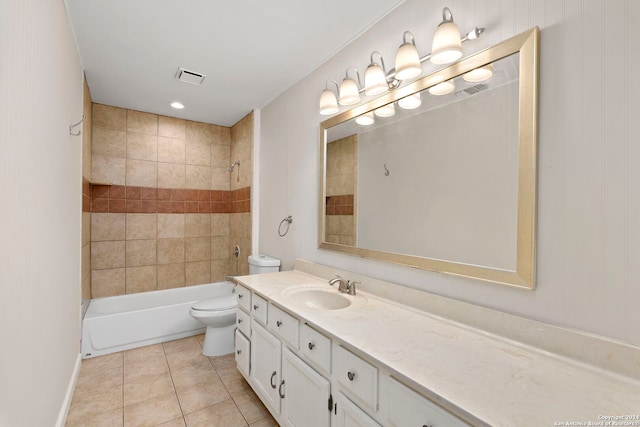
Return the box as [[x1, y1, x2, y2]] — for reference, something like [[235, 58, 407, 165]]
[[387, 377, 470, 427], [299, 323, 331, 375], [236, 284, 251, 313], [334, 345, 378, 411], [267, 303, 299, 350], [236, 307, 251, 338], [235, 329, 250, 377], [251, 293, 268, 325]]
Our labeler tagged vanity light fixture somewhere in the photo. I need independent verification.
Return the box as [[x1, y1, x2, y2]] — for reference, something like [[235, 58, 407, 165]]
[[430, 7, 463, 64], [319, 80, 340, 115], [428, 80, 455, 96], [338, 67, 362, 106], [170, 101, 185, 109], [364, 51, 389, 96], [398, 93, 421, 110], [318, 6, 485, 115], [374, 103, 395, 118], [355, 112, 375, 126], [463, 63, 494, 82]]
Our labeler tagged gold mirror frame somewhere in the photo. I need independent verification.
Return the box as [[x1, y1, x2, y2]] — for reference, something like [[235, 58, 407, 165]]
[[318, 27, 539, 289]]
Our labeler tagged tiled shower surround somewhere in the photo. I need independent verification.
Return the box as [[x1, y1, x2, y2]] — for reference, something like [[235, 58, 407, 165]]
[[325, 134, 357, 246], [87, 104, 253, 298]]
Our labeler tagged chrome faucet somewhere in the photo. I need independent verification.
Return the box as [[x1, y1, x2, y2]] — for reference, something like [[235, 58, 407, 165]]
[[329, 276, 359, 295]]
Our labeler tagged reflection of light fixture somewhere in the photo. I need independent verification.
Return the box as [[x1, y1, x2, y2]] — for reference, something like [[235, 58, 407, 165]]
[[374, 103, 395, 118], [364, 51, 389, 96], [319, 80, 340, 115], [395, 31, 422, 80], [338, 67, 362, 106], [398, 93, 421, 110], [463, 63, 494, 82], [318, 7, 486, 114], [430, 7, 463, 64], [355, 112, 375, 126], [170, 101, 185, 109], [428, 80, 455, 96]]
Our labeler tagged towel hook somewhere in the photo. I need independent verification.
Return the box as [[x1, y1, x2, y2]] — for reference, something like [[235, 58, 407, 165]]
[[69, 115, 85, 136], [278, 215, 293, 237]]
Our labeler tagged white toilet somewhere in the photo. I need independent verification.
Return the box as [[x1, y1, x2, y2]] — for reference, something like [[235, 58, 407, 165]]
[[190, 254, 281, 356]]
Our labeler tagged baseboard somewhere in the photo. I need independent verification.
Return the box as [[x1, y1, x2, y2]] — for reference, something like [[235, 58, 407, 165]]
[[55, 353, 82, 427]]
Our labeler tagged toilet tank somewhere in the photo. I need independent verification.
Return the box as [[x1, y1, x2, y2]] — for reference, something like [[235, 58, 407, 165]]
[[248, 254, 281, 275]]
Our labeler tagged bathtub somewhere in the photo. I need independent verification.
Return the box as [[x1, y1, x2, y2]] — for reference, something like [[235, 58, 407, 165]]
[[81, 281, 235, 358]]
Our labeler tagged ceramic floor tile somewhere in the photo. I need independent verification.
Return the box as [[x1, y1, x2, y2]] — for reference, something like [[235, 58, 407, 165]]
[[176, 375, 231, 415], [249, 416, 279, 427], [169, 358, 218, 389], [65, 407, 123, 427], [76, 364, 124, 391], [81, 352, 124, 372], [194, 333, 205, 345], [183, 400, 248, 427], [124, 343, 166, 366], [156, 417, 186, 427], [232, 391, 271, 425], [163, 337, 201, 354], [124, 371, 175, 406], [124, 356, 169, 384], [216, 367, 253, 396], [166, 346, 209, 370], [67, 384, 123, 423], [123, 392, 182, 427], [209, 353, 236, 371]]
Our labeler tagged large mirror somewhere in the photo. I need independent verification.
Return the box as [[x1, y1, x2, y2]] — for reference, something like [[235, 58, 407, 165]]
[[319, 28, 539, 289]]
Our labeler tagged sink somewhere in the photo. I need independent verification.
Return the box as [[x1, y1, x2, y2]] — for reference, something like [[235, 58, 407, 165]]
[[287, 287, 352, 310]]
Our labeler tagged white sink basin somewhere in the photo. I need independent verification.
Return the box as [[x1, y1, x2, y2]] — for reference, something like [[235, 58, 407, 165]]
[[283, 285, 366, 311]]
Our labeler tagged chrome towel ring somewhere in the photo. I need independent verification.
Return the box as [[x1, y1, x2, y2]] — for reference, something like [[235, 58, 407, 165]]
[[278, 215, 293, 237]]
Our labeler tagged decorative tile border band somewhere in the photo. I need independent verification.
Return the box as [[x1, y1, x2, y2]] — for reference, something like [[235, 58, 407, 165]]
[[326, 194, 354, 215]]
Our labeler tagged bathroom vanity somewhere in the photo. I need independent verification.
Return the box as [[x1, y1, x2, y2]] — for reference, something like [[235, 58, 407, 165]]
[[233, 266, 640, 427]]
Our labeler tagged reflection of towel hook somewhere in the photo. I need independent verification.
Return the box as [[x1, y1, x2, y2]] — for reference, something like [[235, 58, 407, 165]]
[[278, 215, 293, 237], [384, 163, 390, 176], [69, 115, 85, 136]]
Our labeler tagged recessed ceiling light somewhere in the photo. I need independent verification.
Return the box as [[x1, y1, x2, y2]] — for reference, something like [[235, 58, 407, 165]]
[[170, 101, 184, 109]]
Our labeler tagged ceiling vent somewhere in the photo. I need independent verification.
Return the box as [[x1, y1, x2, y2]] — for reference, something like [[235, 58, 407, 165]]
[[455, 83, 488, 98], [176, 68, 206, 85]]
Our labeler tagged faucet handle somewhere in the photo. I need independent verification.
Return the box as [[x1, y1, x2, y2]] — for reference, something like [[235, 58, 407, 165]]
[[347, 280, 360, 295]]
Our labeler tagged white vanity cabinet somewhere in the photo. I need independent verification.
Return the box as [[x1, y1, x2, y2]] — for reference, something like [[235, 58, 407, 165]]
[[335, 392, 381, 427], [251, 320, 283, 414]]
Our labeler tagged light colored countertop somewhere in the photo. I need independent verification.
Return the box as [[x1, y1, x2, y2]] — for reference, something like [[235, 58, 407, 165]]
[[236, 270, 640, 427]]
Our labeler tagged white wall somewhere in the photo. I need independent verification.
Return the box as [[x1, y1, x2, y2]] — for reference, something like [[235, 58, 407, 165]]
[[259, 0, 640, 347], [0, 0, 84, 425]]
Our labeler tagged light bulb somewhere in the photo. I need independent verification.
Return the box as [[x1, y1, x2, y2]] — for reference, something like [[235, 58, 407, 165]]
[[339, 78, 360, 106], [430, 8, 463, 65], [355, 112, 375, 126], [398, 93, 422, 109], [428, 80, 455, 96], [395, 32, 422, 80], [319, 89, 339, 115], [463, 64, 494, 83], [364, 63, 388, 96], [374, 103, 395, 118]]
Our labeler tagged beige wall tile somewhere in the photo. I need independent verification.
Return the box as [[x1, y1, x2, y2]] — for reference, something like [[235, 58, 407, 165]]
[[126, 265, 157, 294], [211, 214, 230, 237], [158, 137, 186, 164], [211, 124, 231, 146], [127, 110, 158, 135], [92, 213, 125, 241], [81, 243, 91, 280], [211, 144, 230, 168], [126, 132, 158, 161], [93, 104, 126, 130], [158, 116, 186, 139], [210, 260, 229, 283], [157, 263, 185, 289], [126, 159, 157, 187], [126, 240, 157, 267], [186, 214, 210, 238], [158, 214, 184, 238], [186, 165, 211, 190], [157, 238, 185, 264], [158, 162, 185, 189], [186, 141, 211, 166], [211, 167, 230, 191], [93, 127, 126, 158], [126, 214, 156, 240], [92, 155, 126, 185], [186, 237, 210, 262], [91, 241, 125, 269], [91, 268, 125, 298], [211, 236, 230, 260], [82, 211, 92, 245], [229, 213, 251, 240], [185, 121, 214, 143], [186, 261, 210, 286]]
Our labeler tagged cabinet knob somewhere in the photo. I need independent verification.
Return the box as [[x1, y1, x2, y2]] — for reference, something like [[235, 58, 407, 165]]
[[270, 371, 277, 388], [308, 342, 315, 350], [238, 293, 243, 298], [236, 349, 241, 355], [347, 371, 356, 381], [253, 304, 259, 310], [276, 320, 282, 327], [237, 319, 242, 323]]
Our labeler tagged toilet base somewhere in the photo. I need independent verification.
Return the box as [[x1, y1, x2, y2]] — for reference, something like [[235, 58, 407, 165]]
[[202, 323, 236, 356]]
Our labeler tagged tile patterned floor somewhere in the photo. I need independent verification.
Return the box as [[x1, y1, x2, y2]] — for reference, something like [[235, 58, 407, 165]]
[[65, 335, 279, 427]]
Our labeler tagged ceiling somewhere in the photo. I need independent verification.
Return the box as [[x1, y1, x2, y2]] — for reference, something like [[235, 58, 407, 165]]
[[66, 0, 406, 127]]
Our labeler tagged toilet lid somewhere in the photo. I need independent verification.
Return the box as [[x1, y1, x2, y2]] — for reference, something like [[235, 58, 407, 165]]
[[192, 294, 237, 311]]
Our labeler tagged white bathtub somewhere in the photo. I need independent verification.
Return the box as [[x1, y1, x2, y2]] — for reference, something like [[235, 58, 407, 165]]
[[81, 281, 235, 358]]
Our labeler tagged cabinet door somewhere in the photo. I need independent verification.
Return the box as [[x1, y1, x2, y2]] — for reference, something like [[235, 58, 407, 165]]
[[250, 320, 282, 414], [335, 392, 380, 427], [282, 348, 330, 427], [235, 329, 250, 378]]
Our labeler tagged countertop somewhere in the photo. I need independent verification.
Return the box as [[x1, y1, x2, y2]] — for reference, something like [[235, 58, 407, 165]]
[[235, 270, 640, 427]]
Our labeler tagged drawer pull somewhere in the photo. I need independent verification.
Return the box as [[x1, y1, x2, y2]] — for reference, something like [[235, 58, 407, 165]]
[[238, 293, 243, 298], [270, 371, 277, 388], [253, 304, 259, 310], [237, 319, 242, 323], [236, 349, 241, 355], [347, 371, 356, 381], [279, 380, 286, 398], [308, 342, 315, 350], [276, 320, 282, 327]]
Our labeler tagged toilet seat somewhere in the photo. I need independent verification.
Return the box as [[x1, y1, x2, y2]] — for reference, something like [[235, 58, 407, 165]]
[[191, 294, 237, 312]]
